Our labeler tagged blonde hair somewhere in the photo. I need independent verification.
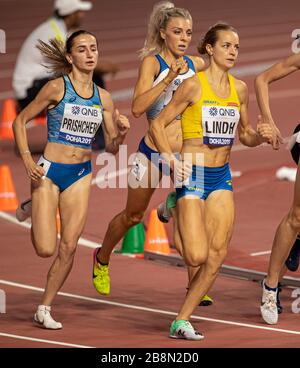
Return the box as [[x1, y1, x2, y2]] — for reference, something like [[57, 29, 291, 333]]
[[139, 1, 192, 59], [36, 30, 97, 76]]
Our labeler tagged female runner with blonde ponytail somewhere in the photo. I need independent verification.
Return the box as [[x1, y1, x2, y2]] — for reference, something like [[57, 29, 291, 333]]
[[92, 1, 211, 307]]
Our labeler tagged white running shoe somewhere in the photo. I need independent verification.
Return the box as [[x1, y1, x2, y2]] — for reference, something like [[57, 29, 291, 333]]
[[16, 199, 32, 222], [170, 319, 204, 340], [34, 305, 62, 330], [260, 280, 278, 325]]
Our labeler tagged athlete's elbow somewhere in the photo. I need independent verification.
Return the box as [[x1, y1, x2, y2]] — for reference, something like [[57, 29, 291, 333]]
[[131, 105, 142, 118], [105, 144, 118, 155], [131, 100, 144, 118], [255, 73, 268, 89], [240, 135, 255, 148], [12, 117, 22, 136], [132, 111, 142, 118]]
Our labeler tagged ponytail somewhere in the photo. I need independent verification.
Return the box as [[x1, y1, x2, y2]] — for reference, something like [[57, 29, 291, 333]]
[[36, 38, 71, 76], [36, 30, 98, 76], [139, 1, 192, 59]]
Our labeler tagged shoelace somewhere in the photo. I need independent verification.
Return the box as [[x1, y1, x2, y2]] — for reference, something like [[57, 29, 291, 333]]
[[98, 265, 108, 278], [182, 321, 193, 329], [38, 305, 51, 313], [181, 321, 202, 336], [180, 321, 197, 333], [264, 291, 277, 310]]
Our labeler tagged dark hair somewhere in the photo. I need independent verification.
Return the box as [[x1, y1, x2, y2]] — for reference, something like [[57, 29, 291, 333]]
[[66, 30, 98, 53], [36, 30, 97, 76], [197, 22, 237, 55]]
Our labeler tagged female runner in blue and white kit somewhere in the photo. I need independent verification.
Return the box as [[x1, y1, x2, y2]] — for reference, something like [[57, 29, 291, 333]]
[[92, 2, 210, 303], [13, 30, 129, 329]]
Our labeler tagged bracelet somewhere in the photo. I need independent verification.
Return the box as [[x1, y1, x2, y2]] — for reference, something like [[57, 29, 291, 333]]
[[20, 150, 31, 155]]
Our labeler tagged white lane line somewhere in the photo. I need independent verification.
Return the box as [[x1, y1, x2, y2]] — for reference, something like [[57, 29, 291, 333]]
[[0, 212, 100, 249], [251, 250, 271, 257], [0, 211, 31, 229], [0, 332, 94, 348], [1, 279, 300, 336]]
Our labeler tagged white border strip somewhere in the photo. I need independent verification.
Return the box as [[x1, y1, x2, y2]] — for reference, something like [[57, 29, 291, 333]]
[[0, 211, 100, 249], [251, 250, 272, 257], [1, 279, 300, 337], [0, 332, 94, 348]]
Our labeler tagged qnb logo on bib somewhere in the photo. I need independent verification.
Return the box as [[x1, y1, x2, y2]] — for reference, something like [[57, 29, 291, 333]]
[[202, 105, 240, 146], [59, 103, 102, 147]]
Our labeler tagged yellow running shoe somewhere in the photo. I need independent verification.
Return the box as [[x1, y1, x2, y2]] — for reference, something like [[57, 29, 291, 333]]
[[93, 247, 110, 295], [199, 294, 213, 306]]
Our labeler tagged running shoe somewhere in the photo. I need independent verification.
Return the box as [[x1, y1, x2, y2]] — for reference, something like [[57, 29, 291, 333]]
[[285, 236, 300, 272], [33, 305, 62, 329], [170, 319, 204, 340], [16, 199, 32, 222], [157, 191, 177, 223], [277, 283, 283, 314], [199, 294, 213, 306], [92, 247, 110, 295], [260, 279, 278, 324]]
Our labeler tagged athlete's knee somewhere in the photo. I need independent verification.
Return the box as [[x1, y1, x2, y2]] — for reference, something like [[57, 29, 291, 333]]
[[59, 239, 77, 260], [32, 235, 55, 258], [184, 247, 208, 267], [122, 210, 145, 227], [206, 247, 227, 274], [289, 207, 300, 231], [35, 246, 55, 258]]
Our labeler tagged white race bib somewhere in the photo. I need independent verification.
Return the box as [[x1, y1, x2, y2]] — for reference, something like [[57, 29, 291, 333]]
[[202, 105, 240, 146], [59, 103, 102, 147]]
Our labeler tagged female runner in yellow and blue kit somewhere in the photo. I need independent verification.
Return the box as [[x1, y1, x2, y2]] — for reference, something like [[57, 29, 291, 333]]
[[150, 23, 274, 340], [13, 30, 129, 329]]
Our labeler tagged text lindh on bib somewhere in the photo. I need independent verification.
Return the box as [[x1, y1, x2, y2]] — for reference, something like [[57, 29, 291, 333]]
[[202, 105, 240, 146]]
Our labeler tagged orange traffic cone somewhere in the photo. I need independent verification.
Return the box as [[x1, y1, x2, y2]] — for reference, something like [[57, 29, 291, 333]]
[[144, 209, 170, 255], [0, 99, 16, 140], [34, 115, 46, 126], [0, 165, 18, 211]]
